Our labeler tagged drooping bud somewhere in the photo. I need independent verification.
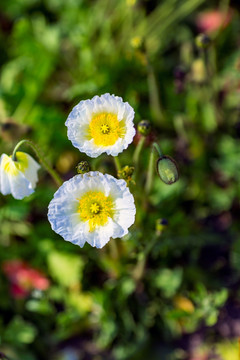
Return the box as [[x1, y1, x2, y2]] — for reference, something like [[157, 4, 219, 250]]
[[118, 165, 135, 185], [195, 33, 211, 49], [137, 120, 151, 136], [76, 160, 90, 174], [156, 156, 179, 185]]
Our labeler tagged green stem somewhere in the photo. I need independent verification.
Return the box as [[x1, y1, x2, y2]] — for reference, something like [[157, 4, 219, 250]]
[[132, 235, 158, 281], [133, 136, 145, 166], [113, 156, 121, 173], [145, 147, 155, 194], [12, 139, 62, 187], [152, 142, 163, 157]]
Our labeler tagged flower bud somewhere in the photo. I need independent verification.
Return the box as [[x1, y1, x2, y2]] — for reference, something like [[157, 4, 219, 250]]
[[195, 33, 211, 49], [118, 165, 135, 185], [76, 161, 90, 174], [156, 218, 168, 235], [156, 156, 179, 185], [137, 120, 151, 136]]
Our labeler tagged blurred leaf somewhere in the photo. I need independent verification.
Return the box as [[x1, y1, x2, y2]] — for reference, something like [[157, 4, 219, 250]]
[[67, 292, 93, 314], [153, 268, 183, 298], [47, 251, 84, 287], [25, 299, 55, 315], [4, 316, 37, 345]]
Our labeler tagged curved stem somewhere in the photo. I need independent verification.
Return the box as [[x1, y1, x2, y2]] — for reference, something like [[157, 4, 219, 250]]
[[133, 136, 145, 167], [145, 147, 155, 194], [12, 139, 62, 187], [152, 142, 163, 157]]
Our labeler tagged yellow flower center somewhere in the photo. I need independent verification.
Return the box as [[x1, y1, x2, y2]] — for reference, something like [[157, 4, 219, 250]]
[[90, 202, 100, 214], [78, 191, 114, 232], [2, 152, 28, 176], [88, 113, 125, 146], [100, 124, 110, 134]]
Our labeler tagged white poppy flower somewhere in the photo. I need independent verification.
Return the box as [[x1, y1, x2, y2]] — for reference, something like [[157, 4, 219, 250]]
[[0, 152, 40, 200], [65, 93, 135, 158], [48, 171, 136, 249]]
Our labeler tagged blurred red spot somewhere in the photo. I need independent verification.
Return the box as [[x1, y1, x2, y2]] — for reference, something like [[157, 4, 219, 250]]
[[3, 260, 50, 298], [196, 10, 232, 33]]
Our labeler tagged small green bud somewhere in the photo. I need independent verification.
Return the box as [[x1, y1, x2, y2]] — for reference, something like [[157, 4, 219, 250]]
[[118, 165, 135, 185], [156, 156, 179, 185], [195, 33, 211, 49], [137, 120, 151, 136], [76, 160, 90, 174]]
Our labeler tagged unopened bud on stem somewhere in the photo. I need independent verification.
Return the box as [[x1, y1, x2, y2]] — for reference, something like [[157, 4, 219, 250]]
[[195, 33, 211, 49], [157, 156, 179, 185], [118, 165, 135, 185], [76, 160, 90, 174], [137, 120, 151, 136]]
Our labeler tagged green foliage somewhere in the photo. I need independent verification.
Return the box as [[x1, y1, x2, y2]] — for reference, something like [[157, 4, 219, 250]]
[[47, 250, 84, 286], [4, 316, 37, 345], [0, 0, 240, 359]]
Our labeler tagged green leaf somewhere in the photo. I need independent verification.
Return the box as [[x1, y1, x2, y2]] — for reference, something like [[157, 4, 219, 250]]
[[47, 250, 84, 286], [153, 268, 183, 298], [4, 316, 37, 345]]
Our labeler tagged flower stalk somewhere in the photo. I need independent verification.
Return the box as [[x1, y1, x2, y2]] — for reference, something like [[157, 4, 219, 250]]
[[133, 136, 145, 167], [145, 146, 155, 194], [145, 142, 163, 194], [113, 156, 121, 173], [12, 139, 62, 187]]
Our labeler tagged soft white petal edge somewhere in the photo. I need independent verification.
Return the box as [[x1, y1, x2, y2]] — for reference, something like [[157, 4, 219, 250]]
[[23, 153, 41, 188], [0, 154, 35, 200], [47, 172, 136, 248], [65, 93, 136, 158]]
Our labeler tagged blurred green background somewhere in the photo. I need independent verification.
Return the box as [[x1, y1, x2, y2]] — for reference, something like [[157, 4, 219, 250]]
[[1, 0, 240, 359]]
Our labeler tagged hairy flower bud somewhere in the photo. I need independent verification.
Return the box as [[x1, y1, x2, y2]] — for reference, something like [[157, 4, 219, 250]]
[[137, 120, 151, 136], [156, 156, 179, 185], [118, 165, 135, 185], [76, 161, 90, 174]]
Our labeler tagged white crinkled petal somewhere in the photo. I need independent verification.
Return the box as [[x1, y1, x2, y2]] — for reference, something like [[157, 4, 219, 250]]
[[0, 154, 11, 195], [47, 171, 136, 248], [65, 93, 135, 158], [9, 171, 34, 200], [22, 153, 40, 188], [0, 153, 34, 199]]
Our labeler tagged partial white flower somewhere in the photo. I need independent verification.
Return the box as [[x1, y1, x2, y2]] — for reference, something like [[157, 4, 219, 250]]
[[48, 171, 136, 249], [65, 93, 135, 158], [0, 152, 40, 200]]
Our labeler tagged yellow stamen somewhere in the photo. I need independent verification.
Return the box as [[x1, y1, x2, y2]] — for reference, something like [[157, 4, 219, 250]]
[[100, 124, 110, 134], [88, 113, 125, 146], [78, 191, 114, 232], [2, 152, 28, 176], [90, 202, 100, 214]]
